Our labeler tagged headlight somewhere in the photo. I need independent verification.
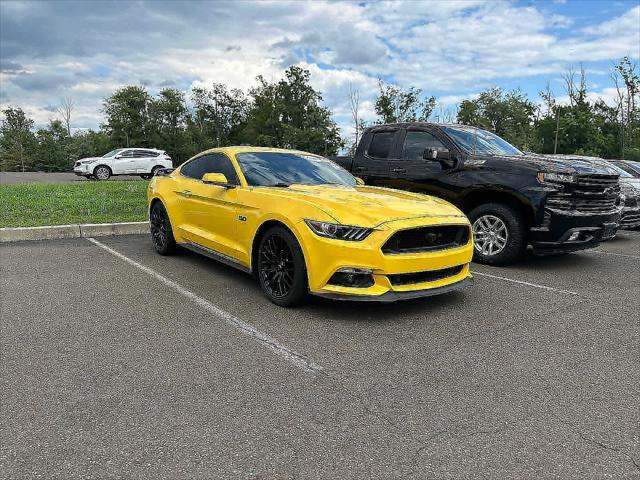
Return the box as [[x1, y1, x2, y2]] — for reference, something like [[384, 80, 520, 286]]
[[304, 219, 373, 241], [537, 172, 576, 184], [80, 160, 95, 164]]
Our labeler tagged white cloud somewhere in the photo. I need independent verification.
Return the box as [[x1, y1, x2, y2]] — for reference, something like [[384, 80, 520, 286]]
[[1, 0, 638, 135]]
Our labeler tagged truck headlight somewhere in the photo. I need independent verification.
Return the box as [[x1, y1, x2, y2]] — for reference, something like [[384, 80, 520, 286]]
[[304, 220, 373, 241], [537, 172, 576, 184]]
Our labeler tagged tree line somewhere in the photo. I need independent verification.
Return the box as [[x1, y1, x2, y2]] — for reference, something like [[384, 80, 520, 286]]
[[1, 59, 638, 172]]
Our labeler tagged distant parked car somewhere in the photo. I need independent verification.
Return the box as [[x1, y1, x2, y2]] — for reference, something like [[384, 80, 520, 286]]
[[73, 148, 173, 180], [608, 159, 640, 178]]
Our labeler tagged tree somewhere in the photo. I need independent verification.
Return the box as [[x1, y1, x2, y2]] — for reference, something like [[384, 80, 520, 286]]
[[348, 82, 361, 153], [189, 83, 248, 150], [242, 66, 342, 155], [34, 120, 71, 171], [102, 86, 151, 147], [457, 88, 536, 149], [149, 88, 191, 163], [56, 97, 74, 137], [0, 107, 37, 171], [374, 80, 436, 124]]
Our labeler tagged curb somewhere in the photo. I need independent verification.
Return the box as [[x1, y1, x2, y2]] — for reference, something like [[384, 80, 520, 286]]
[[0, 221, 148, 243]]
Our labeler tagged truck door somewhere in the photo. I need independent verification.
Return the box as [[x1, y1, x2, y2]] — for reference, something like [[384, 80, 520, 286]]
[[352, 129, 400, 185], [391, 128, 455, 200]]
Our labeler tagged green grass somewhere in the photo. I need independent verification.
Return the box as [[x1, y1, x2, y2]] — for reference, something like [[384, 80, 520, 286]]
[[0, 181, 149, 227]]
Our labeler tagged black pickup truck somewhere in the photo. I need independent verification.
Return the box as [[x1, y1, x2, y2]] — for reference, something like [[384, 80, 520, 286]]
[[334, 123, 622, 265]]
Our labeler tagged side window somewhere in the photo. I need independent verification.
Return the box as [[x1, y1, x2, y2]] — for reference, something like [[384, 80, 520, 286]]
[[120, 150, 135, 158], [205, 153, 240, 185], [367, 131, 395, 159], [402, 131, 446, 161], [180, 154, 240, 184]]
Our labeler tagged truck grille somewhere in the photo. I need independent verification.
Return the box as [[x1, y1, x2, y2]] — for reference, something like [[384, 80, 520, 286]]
[[387, 265, 464, 286], [547, 174, 620, 214], [382, 225, 470, 254]]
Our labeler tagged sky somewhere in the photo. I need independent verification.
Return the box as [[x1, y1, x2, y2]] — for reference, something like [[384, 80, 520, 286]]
[[1, 0, 639, 142]]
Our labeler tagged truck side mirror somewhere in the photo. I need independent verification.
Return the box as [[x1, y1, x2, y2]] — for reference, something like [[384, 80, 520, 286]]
[[424, 147, 455, 169]]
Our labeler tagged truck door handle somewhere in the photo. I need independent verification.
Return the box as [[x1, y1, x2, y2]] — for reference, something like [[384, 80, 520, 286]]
[[181, 190, 192, 197], [392, 168, 406, 173], [353, 166, 366, 171]]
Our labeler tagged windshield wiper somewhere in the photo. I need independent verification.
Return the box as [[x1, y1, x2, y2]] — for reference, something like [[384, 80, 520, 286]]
[[265, 182, 292, 188]]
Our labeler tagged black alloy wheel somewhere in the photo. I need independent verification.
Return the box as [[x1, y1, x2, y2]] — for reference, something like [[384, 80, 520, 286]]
[[150, 202, 176, 255], [257, 227, 307, 306]]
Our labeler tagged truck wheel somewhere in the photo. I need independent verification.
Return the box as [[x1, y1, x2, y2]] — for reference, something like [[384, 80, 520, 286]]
[[257, 226, 308, 307], [469, 203, 526, 266]]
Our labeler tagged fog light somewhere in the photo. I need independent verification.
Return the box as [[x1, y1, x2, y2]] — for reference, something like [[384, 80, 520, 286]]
[[328, 268, 374, 288], [568, 232, 580, 241]]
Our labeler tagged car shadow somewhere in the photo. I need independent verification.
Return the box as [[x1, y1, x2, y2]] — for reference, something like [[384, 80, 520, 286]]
[[172, 245, 469, 320]]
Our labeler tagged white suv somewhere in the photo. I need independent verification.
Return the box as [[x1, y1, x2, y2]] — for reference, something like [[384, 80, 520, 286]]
[[73, 148, 173, 180]]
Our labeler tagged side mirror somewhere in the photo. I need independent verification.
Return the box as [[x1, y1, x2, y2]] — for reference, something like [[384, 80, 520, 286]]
[[423, 147, 455, 169], [355, 177, 365, 185], [114, 154, 122, 159], [202, 172, 235, 188]]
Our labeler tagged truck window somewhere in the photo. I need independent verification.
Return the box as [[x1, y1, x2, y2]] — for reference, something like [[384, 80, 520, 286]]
[[367, 131, 395, 158], [402, 131, 445, 160]]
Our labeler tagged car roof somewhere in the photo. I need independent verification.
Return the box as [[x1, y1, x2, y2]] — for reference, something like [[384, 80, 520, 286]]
[[197, 146, 316, 157]]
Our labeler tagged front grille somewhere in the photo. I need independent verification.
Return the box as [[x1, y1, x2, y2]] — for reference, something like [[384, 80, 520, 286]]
[[387, 265, 464, 286], [547, 174, 620, 214], [621, 210, 640, 226], [382, 225, 470, 254]]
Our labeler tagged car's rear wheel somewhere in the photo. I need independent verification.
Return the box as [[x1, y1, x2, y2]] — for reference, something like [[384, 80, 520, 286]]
[[150, 202, 177, 255], [93, 165, 111, 181], [141, 166, 162, 180], [469, 203, 526, 266], [257, 226, 308, 307]]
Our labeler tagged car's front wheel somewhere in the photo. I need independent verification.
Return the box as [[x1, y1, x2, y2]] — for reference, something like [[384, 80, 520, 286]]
[[469, 203, 526, 266], [150, 202, 177, 255], [93, 165, 111, 181], [257, 226, 308, 307]]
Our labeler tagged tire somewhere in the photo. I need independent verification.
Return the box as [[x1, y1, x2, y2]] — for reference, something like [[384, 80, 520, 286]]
[[257, 226, 308, 307], [150, 202, 177, 255], [468, 203, 527, 266], [93, 165, 111, 181], [141, 166, 162, 180]]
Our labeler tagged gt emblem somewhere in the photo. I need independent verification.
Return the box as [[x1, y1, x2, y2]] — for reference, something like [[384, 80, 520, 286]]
[[238, 215, 247, 222]]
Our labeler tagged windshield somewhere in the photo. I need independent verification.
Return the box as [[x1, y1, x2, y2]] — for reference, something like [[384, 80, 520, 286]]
[[235, 152, 357, 187], [102, 149, 125, 158], [611, 161, 640, 178], [607, 163, 633, 178], [442, 126, 523, 156]]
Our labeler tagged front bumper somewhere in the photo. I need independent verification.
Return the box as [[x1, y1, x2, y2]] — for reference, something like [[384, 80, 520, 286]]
[[620, 206, 640, 229], [73, 164, 92, 176], [296, 216, 474, 302], [313, 276, 473, 302], [529, 207, 622, 254]]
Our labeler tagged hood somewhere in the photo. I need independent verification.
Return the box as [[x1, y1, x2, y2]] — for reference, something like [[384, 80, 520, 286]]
[[518, 153, 621, 176], [78, 156, 103, 163], [262, 184, 466, 228]]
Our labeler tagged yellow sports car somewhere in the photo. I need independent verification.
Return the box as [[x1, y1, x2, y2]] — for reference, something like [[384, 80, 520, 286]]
[[147, 147, 474, 306]]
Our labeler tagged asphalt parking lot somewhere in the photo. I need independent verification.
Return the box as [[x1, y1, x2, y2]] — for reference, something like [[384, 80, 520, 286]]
[[0, 172, 144, 184], [1, 232, 639, 479]]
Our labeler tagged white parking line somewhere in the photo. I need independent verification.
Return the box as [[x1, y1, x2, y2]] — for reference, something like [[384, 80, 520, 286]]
[[471, 270, 580, 296], [86, 237, 323, 374], [589, 250, 640, 259]]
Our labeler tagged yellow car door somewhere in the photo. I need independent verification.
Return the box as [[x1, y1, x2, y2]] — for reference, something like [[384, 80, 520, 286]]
[[175, 153, 244, 262]]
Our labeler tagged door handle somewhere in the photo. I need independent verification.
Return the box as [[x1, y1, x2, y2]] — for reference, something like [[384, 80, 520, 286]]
[[181, 190, 192, 197], [392, 168, 407, 173], [353, 166, 366, 171]]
